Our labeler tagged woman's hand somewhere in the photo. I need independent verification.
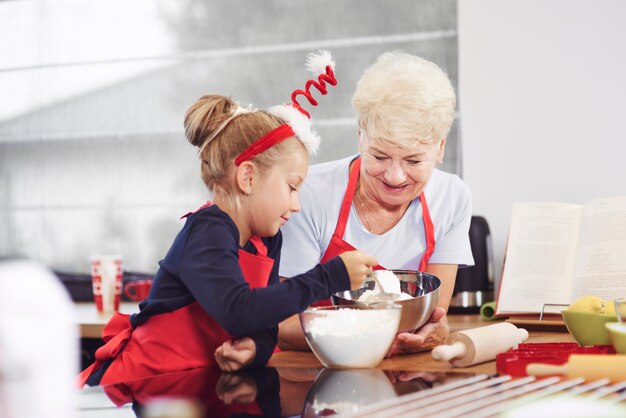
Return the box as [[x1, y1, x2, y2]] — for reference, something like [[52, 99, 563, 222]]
[[384, 370, 444, 384], [214, 337, 256, 371], [276, 367, 321, 382], [385, 307, 448, 357]]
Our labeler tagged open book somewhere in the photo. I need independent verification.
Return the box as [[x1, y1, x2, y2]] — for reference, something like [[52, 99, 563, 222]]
[[496, 196, 626, 316]]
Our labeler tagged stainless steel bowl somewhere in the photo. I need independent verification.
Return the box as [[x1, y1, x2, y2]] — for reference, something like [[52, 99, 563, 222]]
[[331, 270, 440, 333]]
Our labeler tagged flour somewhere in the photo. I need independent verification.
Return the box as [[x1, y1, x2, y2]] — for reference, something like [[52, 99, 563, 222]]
[[358, 270, 413, 303], [374, 270, 402, 294], [303, 308, 400, 368]]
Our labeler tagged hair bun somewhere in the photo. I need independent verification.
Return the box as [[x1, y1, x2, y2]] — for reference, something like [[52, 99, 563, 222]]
[[184, 95, 236, 148]]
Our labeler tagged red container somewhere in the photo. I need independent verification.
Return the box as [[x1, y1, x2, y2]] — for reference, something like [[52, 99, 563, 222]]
[[496, 342, 615, 377], [124, 279, 153, 302]]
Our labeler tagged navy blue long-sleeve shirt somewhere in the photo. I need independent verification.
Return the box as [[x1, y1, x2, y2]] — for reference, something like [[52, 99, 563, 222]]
[[132, 204, 351, 367]]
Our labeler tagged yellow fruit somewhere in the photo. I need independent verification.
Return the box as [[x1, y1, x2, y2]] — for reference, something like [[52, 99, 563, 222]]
[[567, 295, 606, 314], [605, 299, 616, 316]]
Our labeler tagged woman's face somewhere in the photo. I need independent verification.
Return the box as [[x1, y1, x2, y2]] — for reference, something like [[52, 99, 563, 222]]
[[250, 147, 308, 237], [358, 131, 445, 207]]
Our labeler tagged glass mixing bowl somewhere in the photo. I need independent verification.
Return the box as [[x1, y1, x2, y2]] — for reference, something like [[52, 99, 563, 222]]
[[299, 303, 401, 369]]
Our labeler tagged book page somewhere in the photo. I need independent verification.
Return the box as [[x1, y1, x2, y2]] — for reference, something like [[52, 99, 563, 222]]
[[571, 196, 626, 301], [497, 202, 582, 314]]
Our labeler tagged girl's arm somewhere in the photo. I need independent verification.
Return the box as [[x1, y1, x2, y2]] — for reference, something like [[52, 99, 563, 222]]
[[180, 219, 350, 337]]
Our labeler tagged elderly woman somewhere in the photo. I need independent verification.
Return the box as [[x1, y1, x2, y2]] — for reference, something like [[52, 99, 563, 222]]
[[277, 51, 474, 355]]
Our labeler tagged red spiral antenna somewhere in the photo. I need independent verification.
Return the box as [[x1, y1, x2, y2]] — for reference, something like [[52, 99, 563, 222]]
[[290, 65, 337, 118], [234, 50, 336, 165]]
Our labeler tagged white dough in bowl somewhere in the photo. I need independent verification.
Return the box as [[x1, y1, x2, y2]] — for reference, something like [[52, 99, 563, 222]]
[[358, 270, 413, 302]]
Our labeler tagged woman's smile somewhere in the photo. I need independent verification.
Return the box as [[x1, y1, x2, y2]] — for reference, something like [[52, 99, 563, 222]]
[[380, 179, 410, 191]]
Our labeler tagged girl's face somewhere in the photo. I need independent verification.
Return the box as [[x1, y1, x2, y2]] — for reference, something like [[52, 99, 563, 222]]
[[249, 147, 308, 237], [359, 131, 444, 208]]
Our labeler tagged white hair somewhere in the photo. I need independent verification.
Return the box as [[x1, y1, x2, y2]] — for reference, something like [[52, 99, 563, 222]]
[[352, 50, 456, 146]]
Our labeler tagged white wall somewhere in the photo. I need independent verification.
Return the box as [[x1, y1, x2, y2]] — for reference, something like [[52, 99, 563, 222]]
[[458, 0, 626, 289]]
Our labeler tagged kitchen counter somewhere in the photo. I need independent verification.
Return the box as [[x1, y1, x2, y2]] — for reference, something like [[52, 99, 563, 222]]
[[76, 303, 573, 375], [75, 301, 139, 338], [75, 312, 600, 418], [269, 314, 575, 374]]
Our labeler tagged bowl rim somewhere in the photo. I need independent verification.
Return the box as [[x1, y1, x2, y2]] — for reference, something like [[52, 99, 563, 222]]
[[332, 270, 441, 301], [378, 269, 442, 284], [561, 310, 618, 318], [302, 302, 403, 314], [605, 322, 626, 332], [386, 268, 436, 275]]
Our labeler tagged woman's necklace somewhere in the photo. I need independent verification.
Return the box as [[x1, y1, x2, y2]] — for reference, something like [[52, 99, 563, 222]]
[[359, 197, 373, 232], [357, 189, 406, 235]]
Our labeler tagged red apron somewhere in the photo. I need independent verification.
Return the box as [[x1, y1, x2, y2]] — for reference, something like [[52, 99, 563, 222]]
[[316, 157, 436, 306], [77, 203, 275, 387]]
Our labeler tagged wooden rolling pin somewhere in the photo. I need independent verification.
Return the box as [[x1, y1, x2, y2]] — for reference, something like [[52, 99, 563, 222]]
[[527, 354, 626, 382], [432, 322, 529, 367]]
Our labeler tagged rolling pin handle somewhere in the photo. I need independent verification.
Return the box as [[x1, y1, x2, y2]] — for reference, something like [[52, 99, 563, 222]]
[[526, 362, 568, 377], [517, 328, 530, 341], [432, 341, 467, 362]]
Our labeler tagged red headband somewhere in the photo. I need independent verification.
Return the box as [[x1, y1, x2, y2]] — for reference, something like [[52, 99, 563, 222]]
[[234, 124, 295, 166], [234, 51, 337, 167]]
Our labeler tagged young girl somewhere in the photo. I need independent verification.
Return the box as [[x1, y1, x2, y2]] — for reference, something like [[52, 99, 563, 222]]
[[78, 51, 377, 387]]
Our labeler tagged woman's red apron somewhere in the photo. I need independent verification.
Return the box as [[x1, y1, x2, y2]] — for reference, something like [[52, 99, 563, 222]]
[[316, 157, 436, 306], [77, 203, 275, 388]]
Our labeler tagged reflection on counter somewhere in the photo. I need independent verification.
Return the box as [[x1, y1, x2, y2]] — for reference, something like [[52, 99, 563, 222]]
[[79, 366, 476, 417], [98, 366, 280, 418], [304, 369, 401, 417], [78, 364, 626, 418], [304, 369, 395, 416]]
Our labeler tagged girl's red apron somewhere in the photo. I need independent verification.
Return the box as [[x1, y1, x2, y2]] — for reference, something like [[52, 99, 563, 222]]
[[316, 157, 436, 306], [77, 203, 275, 388]]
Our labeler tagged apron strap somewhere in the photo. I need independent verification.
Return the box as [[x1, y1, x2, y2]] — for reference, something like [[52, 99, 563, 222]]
[[75, 312, 133, 388], [332, 157, 361, 239], [248, 236, 268, 257], [322, 157, 436, 272], [180, 201, 213, 219], [418, 191, 436, 271]]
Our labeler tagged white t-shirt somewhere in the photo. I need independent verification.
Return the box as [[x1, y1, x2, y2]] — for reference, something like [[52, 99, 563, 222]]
[[279, 155, 474, 277]]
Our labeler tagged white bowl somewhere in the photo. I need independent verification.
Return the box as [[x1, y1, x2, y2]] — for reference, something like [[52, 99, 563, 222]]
[[299, 303, 401, 369]]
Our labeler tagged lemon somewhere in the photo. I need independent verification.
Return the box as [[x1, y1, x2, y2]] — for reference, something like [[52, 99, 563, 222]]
[[605, 299, 616, 316], [567, 295, 606, 314]]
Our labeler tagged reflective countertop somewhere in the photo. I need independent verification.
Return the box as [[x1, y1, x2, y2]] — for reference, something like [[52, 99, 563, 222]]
[[75, 316, 626, 417], [78, 365, 626, 418], [77, 366, 477, 418]]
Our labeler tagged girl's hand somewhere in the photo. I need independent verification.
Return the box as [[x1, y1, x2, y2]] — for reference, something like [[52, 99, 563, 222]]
[[214, 337, 256, 371], [338, 251, 378, 290], [216, 372, 258, 405]]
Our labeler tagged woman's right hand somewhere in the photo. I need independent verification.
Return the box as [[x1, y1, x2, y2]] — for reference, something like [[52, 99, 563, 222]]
[[338, 250, 378, 290]]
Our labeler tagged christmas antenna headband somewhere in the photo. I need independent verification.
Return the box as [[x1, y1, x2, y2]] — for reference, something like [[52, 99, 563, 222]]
[[234, 50, 337, 166]]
